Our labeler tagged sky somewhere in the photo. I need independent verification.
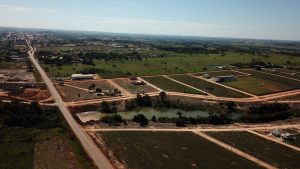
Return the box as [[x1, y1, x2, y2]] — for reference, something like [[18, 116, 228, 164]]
[[0, 0, 300, 40]]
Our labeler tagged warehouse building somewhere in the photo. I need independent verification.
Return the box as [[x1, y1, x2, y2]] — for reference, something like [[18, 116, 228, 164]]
[[71, 74, 95, 80]]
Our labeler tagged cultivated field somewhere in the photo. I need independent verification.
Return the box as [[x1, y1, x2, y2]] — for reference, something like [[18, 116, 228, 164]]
[[142, 76, 204, 94], [169, 75, 249, 98], [206, 131, 300, 169], [223, 69, 300, 95], [97, 131, 263, 169], [112, 78, 158, 94]]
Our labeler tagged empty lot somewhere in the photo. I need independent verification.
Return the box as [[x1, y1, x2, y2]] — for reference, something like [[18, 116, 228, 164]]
[[169, 75, 249, 98], [142, 76, 204, 94], [224, 69, 300, 95]]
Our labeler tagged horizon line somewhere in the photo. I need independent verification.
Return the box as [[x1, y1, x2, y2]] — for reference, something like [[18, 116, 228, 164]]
[[1, 25, 300, 42]]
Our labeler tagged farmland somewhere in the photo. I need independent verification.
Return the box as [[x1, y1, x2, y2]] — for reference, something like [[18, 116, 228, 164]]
[[206, 131, 300, 169], [169, 75, 249, 98], [223, 70, 300, 95], [97, 131, 263, 169], [112, 78, 158, 94], [43, 52, 300, 78], [142, 76, 204, 94]]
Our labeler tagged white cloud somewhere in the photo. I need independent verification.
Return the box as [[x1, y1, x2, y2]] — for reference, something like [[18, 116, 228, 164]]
[[0, 4, 34, 13], [45, 9, 57, 14]]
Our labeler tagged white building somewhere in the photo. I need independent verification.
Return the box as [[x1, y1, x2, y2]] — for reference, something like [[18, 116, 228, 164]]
[[71, 74, 94, 80]]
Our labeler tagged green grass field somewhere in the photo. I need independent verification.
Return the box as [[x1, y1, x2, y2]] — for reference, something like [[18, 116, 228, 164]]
[[142, 76, 204, 94], [43, 52, 300, 78], [169, 75, 249, 98], [206, 131, 300, 169], [99, 131, 263, 169], [224, 69, 300, 95]]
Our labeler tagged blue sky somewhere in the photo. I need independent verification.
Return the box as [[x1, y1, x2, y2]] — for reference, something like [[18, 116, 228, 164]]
[[0, 0, 299, 40]]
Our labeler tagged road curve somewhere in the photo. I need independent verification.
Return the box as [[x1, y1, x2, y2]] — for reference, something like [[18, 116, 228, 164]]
[[25, 38, 113, 169]]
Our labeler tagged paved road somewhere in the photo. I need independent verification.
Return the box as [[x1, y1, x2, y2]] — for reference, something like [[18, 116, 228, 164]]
[[25, 38, 113, 169]]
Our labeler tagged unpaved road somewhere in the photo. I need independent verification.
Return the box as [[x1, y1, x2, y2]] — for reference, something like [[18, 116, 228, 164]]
[[193, 131, 277, 169], [25, 37, 113, 169]]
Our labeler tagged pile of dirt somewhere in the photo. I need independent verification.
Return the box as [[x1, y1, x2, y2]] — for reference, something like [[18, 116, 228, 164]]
[[18, 89, 51, 101], [34, 137, 82, 169]]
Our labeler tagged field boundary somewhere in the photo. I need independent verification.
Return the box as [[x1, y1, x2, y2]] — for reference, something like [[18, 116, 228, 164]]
[[138, 77, 163, 91], [163, 75, 213, 96], [245, 69, 300, 82], [246, 130, 300, 152], [189, 74, 257, 97], [192, 131, 277, 169]]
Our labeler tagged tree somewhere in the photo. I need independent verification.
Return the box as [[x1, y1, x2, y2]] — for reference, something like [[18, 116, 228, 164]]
[[159, 91, 167, 102], [176, 118, 186, 127], [100, 101, 111, 113], [226, 101, 237, 112], [151, 115, 157, 122], [88, 84, 96, 91], [132, 114, 149, 127], [111, 102, 118, 113], [176, 111, 183, 118], [95, 88, 102, 93]]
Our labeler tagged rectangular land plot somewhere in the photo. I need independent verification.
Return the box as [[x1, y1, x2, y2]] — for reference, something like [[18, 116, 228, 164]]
[[224, 69, 300, 95], [262, 69, 300, 80], [98, 131, 263, 169], [112, 78, 158, 94], [206, 131, 300, 169], [169, 75, 249, 98], [142, 76, 204, 94], [65, 80, 115, 90], [193, 70, 247, 77]]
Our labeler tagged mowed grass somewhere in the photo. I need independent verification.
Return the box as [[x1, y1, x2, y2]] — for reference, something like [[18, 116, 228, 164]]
[[44, 52, 300, 78], [99, 131, 263, 169], [142, 76, 204, 94], [206, 131, 300, 169], [224, 69, 300, 95], [169, 75, 249, 98]]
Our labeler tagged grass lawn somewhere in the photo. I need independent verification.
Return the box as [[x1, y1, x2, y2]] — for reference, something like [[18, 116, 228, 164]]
[[224, 69, 300, 95], [43, 52, 300, 78], [99, 131, 263, 169], [169, 75, 249, 98], [142, 76, 204, 94], [206, 131, 300, 169]]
